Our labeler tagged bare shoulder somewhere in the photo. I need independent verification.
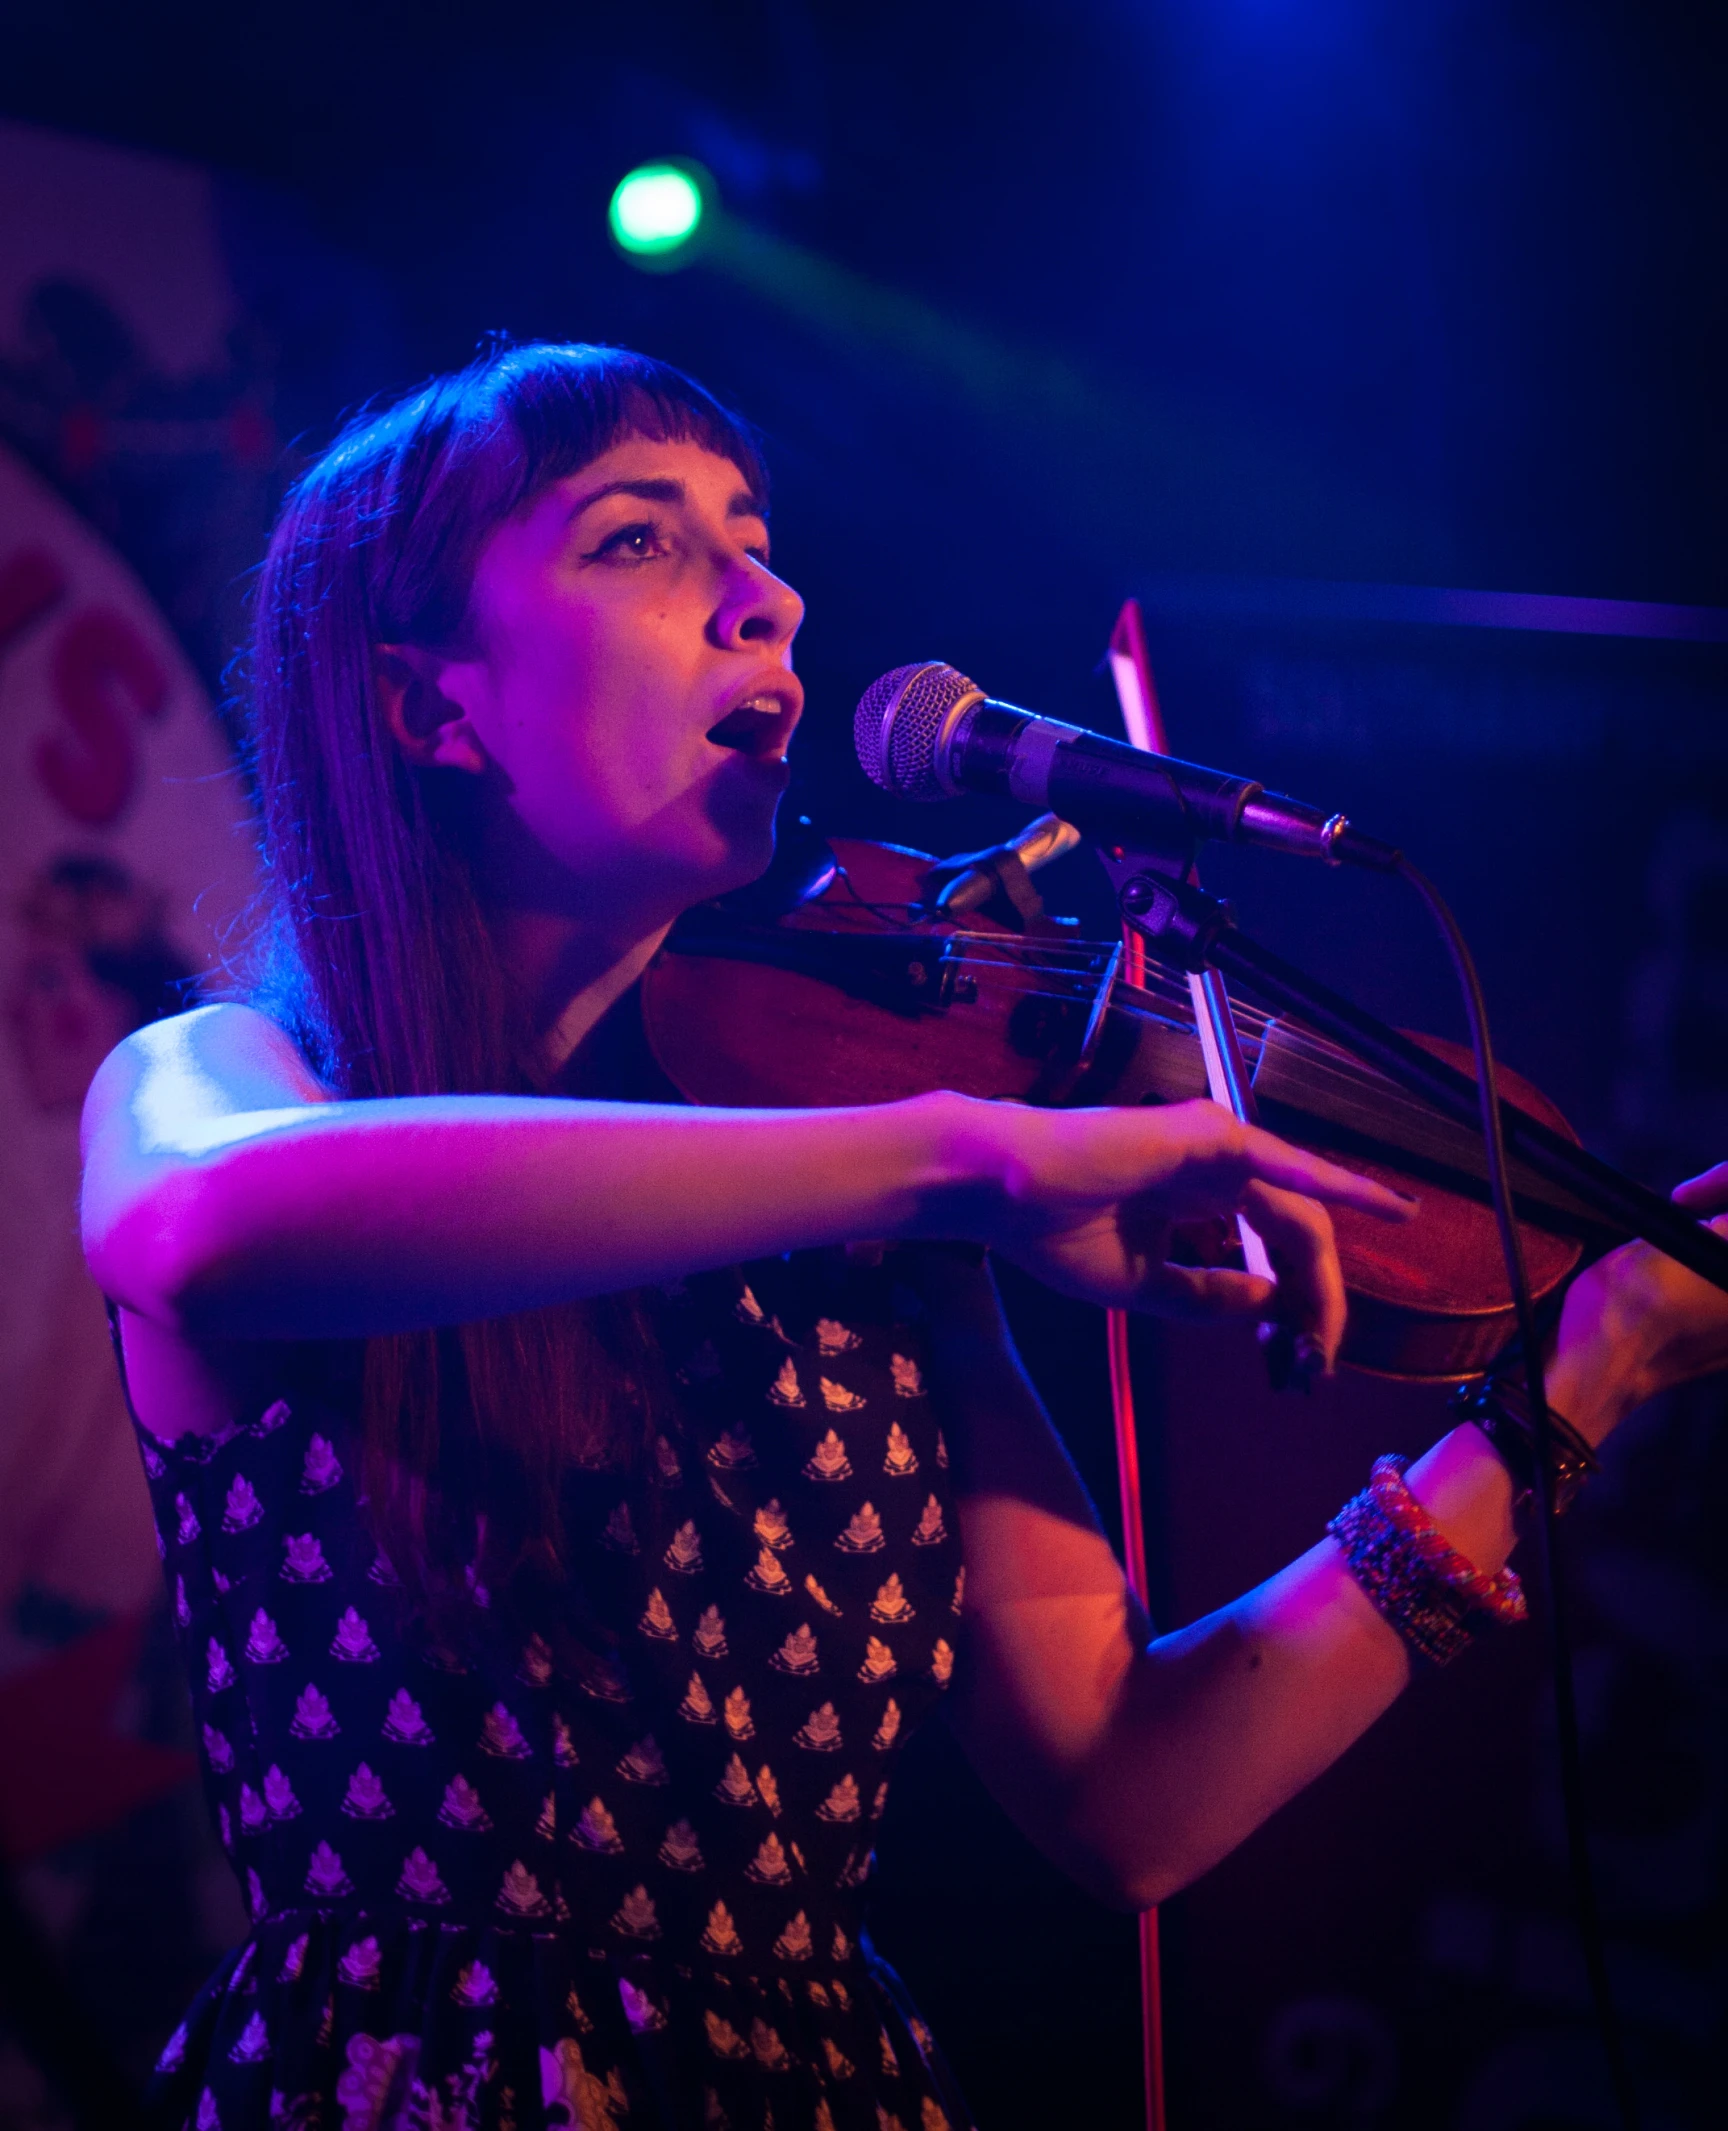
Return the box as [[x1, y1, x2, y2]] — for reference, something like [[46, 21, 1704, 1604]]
[[81, 1001, 331, 1162]]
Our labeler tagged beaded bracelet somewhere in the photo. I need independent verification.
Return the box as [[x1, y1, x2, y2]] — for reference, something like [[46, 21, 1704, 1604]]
[[1328, 1455, 1527, 1667], [1450, 1372, 1599, 1516]]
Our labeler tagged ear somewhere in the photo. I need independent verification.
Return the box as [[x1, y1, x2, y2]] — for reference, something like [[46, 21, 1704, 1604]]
[[374, 645, 491, 776]]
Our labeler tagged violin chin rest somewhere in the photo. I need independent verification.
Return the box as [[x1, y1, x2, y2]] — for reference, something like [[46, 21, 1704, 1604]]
[[712, 812, 840, 921]]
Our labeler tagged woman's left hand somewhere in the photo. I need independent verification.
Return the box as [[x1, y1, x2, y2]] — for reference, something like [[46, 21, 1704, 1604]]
[[1546, 1160, 1728, 1445]]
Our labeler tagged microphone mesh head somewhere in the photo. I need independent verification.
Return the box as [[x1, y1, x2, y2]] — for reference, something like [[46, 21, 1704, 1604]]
[[853, 662, 981, 801]]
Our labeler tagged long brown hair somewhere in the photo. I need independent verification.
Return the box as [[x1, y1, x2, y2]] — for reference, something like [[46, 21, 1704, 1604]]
[[242, 341, 767, 1615]]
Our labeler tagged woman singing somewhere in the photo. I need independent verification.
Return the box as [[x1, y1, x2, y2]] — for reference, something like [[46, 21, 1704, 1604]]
[[80, 342, 1728, 2131]]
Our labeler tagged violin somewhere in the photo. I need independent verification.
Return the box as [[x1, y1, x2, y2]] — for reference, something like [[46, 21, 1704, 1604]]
[[643, 831, 1614, 1383]]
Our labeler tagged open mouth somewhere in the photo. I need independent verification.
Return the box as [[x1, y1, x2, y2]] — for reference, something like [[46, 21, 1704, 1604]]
[[705, 694, 798, 761]]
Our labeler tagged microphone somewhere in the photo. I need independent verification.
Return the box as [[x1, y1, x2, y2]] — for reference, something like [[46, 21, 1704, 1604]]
[[855, 661, 1401, 871]]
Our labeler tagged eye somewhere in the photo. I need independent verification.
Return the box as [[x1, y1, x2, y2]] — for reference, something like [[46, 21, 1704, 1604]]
[[584, 519, 668, 564]]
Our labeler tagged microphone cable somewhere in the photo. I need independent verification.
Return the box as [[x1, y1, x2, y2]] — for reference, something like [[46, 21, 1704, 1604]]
[[1394, 857, 1640, 2131]]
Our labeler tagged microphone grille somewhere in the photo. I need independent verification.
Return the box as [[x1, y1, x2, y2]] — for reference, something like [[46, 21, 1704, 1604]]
[[854, 661, 981, 801]]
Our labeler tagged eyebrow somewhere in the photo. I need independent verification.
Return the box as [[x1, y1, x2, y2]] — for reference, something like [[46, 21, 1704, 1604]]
[[567, 476, 769, 524]]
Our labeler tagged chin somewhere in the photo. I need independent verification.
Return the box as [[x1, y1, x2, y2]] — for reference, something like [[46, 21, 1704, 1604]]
[[701, 786, 784, 896]]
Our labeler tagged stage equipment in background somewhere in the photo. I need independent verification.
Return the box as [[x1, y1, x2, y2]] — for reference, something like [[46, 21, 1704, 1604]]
[[608, 160, 713, 269]]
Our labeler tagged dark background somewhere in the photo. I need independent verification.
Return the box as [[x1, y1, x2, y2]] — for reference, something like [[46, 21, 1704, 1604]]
[[4, 2, 1727, 2124]]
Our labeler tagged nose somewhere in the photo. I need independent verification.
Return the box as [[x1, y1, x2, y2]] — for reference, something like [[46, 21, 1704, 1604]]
[[712, 554, 804, 654]]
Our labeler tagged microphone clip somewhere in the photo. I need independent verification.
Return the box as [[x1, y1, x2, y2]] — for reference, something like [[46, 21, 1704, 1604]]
[[1093, 843, 1239, 974]]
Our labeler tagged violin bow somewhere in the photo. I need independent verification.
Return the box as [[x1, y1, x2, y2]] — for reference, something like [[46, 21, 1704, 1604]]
[[1107, 600, 1276, 1282]]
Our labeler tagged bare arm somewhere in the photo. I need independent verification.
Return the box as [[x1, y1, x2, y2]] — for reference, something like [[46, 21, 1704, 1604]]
[[80, 1002, 1409, 1342], [924, 1226, 1727, 1911]]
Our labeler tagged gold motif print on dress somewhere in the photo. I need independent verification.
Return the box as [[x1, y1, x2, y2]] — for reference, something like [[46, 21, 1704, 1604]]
[[438, 1774, 491, 1830], [704, 2009, 749, 2059], [336, 1763, 385, 1821], [478, 1703, 532, 1758], [638, 1587, 678, 1639], [773, 1911, 815, 1961], [610, 1884, 661, 1939], [659, 1818, 704, 1871], [694, 1604, 729, 1659], [757, 1763, 783, 1814], [857, 1635, 897, 1683], [882, 1422, 919, 1476], [869, 1574, 915, 1624], [745, 1832, 793, 1885], [395, 1847, 449, 1904], [803, 1429, 853, 1482], [890, 1352, 925, 1397], [770, 1623, 820, 1674], [910, 1495, 947, 1546], [496, 1860, 552, 1918], [723, 1687, 756, 1740], [746, 1545, 793, 1594], [804, 1572, 842, 1614], [573, 1796, 624, 1853], [664, 1520, 704, 1575], [754, 1499, 794, 1550], [871, 1699, 902, 1752], [517, 1632, 555, 1686], [816, 1774, 861, 1822], [714, 1754, 758, 1808], [835, 1503, 885, 1554], [767, 1356, 806, 1408], [929, 1638, 955, 1687], [700, 1899, 744, 1955], [750, 2019, 791, 2071], [794, 1702, 843, 1752], [709, 1424, 758, 1469], [816, 1317, 862, 1353], [679, 1671, 717, 1724], [616, 1735, 670, 1784], [819, 1376, 867, 1413]]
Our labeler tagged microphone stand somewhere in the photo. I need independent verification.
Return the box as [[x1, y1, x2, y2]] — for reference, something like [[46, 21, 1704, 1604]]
[[1095, 850, 1728, 1291]]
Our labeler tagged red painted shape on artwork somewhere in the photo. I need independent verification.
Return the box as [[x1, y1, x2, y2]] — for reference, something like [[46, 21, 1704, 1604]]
[[0, 1612, 197, 1862], [35, 607, 169, 827], [0, 547, 67, 653]]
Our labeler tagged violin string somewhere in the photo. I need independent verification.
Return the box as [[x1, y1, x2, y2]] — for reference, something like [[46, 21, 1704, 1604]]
[[777, 885, 1487, 1137], [928, 943, 1493, 1144], [776, 919, 1454, 1126]]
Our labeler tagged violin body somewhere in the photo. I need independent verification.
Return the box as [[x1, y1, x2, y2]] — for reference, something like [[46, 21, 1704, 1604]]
[[644, 838, 1600, 1381]]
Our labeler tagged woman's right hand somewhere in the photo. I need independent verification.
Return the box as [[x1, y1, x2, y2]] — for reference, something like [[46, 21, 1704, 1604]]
[[933, 1094, 1416, 1370]]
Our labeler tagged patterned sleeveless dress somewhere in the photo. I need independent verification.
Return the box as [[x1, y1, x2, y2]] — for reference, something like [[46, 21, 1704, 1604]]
[[126, 1249, 973, 2131]]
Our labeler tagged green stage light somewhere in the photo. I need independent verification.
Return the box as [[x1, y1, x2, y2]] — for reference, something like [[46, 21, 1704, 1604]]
[[609, 163, 709, 265]]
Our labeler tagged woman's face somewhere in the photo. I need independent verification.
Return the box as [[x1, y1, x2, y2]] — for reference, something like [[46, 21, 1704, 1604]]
[[434, 433, 804, 929]]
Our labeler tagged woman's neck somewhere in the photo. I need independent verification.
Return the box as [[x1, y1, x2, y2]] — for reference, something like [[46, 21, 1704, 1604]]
[[490, 905, 673, 1084]]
